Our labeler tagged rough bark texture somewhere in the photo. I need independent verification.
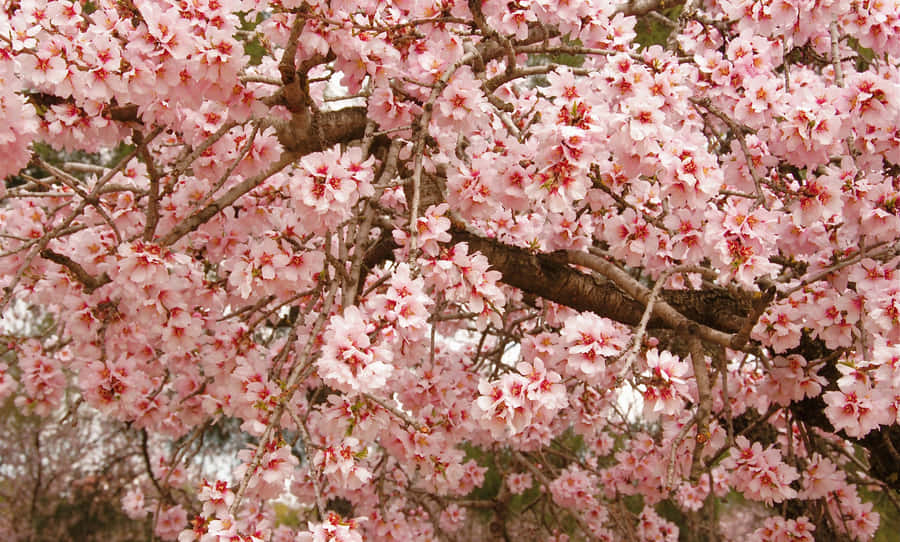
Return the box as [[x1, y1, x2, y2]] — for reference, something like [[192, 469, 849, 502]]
[[270, 107, 369, 155], [454, 230, 652, 324]]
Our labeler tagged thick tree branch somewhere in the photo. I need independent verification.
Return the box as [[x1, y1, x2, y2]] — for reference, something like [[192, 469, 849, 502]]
[[453, 230, 651, 325], [268, 106, 368, 154], [362, 223, 753, 337], [565, 250, 737, 347]]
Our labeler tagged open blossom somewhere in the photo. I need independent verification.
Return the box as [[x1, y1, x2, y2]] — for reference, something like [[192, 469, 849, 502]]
[[801, 454, 845, 499], [0, 60, 39, 178], [115, 241, 173, 285], [420, 241, 505, 330], [318, 306, 393, 394], [2, 0, 900, 539], [0, 363, 16, 403], [121, 487, 148, 519], [722, 436, 799, 504], [822, 358, 894, 437], [235, 443, 299, 500], [506, 472, 533, 494], [549, 465, 598, 508], [823, 384, 892, 438], [396, 203, 452, 257], [367, 262, 432, 339], [675, 480, 708, 512], [827, 487, 880, 541], [473, 373, 534, 437], [752, 300, 804, 353], [641, 349, 691, 420], [155, 505, 188, 541], [636, 507, 679, 542], [314, 437, 372, 490], [517, 358, 568, 410], [761, 354, 827, 406], [205, 515, 239, 540], [473, 358, 567, 438], [15, 341, 65, 416], [748, 515, 815, 542], [298, 513, 365, 542], [198, 479, 235, 517], [439, 504, 466, 533], [561, 313, 630, 384], [436, 66, 488, 130]]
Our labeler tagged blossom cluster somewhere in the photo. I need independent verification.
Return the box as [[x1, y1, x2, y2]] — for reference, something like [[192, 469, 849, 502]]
[[2, 0, 900, 541]]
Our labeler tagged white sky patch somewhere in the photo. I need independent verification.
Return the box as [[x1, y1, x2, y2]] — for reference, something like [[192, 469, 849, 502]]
[[320, 71, 367, 111]]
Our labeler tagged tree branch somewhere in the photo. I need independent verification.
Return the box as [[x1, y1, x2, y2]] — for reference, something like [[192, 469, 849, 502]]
[[158, 152, 298, 246], [39, 249, 111, 293], [565, 250, 737, 348]]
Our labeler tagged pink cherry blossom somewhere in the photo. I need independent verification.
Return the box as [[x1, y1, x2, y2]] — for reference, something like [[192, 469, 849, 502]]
[[0, 2, 898, 541], [318, 306, 393, 394], [506, 472, 533, 494]]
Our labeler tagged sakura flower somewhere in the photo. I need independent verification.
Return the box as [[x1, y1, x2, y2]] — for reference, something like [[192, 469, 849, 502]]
[[823, 381, 892, 438], [760, 354, 827, 406], [20, 51, 67, 86], [561, 313, 630, 384], [206, 515, 239, 539], [315, 437, 373, 490], [368, 262, 432, 342], [0, 363, 16, 403], [298, 513, 364, 542], [549, 465, 598, 508], [748, 515, 815, 542], [641, 349, 691, 419], [155, 505, 188, 541], [198, 479, 235, 517], [15, 341, 65, 416], [517, 358, 568, 410], [801, 454, 845, 499], [121, 487, 148, 519], [473, 374, 532, 437], [436, 66, 488, 130], [439, 504, 466, 533], [394, 203, 452, 258], [722, 436, 799, 504], [318, 306, 393, 394], [636, 507, 679, 542], [506, 472, 533, 495]]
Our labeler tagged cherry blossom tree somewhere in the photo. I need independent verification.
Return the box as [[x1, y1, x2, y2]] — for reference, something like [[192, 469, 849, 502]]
[[2, 0, 900, 540], [0, 393, 147, 542]]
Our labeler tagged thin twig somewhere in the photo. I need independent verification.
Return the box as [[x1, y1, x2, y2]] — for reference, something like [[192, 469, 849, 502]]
[[203, 122, 260, 205], [364, 393, 427, 433], [830, 21, 844, 87], [289, 407, 326, 519], [407, 50, 478, 267], [690, 97, 768, 209], [666, 414, 697, 489], [779, 240, 898, 298], [38, 249, 111, 293], [618, 265, 710, 378], [513, 451, 607, 542]]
